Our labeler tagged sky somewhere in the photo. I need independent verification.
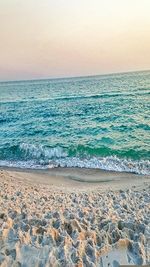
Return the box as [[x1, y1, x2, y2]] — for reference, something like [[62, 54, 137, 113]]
[[0, 0, 150, 81]]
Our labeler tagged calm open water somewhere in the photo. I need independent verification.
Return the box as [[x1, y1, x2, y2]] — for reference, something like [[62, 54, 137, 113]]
[[0, 71, 150, 174]]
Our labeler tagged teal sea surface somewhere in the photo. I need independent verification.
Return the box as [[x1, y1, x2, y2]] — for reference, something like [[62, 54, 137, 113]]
[[0, 71, 150, 174]]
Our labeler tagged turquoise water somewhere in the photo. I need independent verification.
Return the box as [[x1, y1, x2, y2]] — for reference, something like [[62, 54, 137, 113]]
[[0, 71, 150, 174]]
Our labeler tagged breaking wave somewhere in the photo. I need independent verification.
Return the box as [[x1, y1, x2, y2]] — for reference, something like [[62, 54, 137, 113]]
[[0, 143, 149, 175]]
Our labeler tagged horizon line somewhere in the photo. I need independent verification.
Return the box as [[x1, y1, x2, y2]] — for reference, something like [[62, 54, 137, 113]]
[[0, 68, 149, 83]]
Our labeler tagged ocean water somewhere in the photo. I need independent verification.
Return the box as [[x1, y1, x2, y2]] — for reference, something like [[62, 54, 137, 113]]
[[0, 71, 150, 174]]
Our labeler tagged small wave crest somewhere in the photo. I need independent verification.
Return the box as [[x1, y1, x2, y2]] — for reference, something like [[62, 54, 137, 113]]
[[19, 143, 67, 159]]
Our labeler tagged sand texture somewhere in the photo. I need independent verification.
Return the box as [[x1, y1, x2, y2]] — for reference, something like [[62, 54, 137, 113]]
[[0, 168, 150, 266]]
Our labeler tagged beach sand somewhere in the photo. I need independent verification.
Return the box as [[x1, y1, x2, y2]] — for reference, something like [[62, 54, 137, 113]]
[[0, 168, 150, 266]]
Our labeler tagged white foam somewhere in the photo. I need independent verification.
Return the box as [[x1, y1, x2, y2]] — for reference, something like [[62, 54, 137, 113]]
[[20, 143, 67, 159], [52, 156, 150, 175], [0, 160, 47, 169], [0, 153, 149, 175]]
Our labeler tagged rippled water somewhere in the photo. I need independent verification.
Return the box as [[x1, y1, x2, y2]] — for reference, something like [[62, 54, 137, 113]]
[[0, 71, 150, 174]]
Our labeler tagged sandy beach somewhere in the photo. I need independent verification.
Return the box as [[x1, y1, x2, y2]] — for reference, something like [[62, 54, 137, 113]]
[[0, 167, 150, 266]]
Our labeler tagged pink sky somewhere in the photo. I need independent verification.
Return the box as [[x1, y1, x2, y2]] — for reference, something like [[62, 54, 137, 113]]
[[0, 0, 150, 81]]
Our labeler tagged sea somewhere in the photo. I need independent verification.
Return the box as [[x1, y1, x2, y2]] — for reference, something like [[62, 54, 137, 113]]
[[0, 70, 150, 175]]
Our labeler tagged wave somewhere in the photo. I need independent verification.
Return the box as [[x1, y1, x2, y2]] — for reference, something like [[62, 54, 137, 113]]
[[1, 143, 149, 161], [53, 91, 150, 101], [0, 160, 45, 169], [0, 157, 149, 175], [0, 93, 117, 105], [53, 156, 150, 175], [2, 91, 149, 105], [19, 143, 67, 159], [0, 143, 149, 175]]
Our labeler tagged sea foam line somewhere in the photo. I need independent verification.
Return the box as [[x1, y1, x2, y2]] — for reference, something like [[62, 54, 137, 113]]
[[0, 156, 149, 175]]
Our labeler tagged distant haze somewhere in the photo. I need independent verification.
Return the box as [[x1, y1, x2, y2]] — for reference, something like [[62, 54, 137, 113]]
[[0, 0, 150, 81]]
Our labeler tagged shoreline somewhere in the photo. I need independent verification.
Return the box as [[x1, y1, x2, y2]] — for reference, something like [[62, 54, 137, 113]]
[[1, 166, 150, 192], [0, 168, 150, 266]]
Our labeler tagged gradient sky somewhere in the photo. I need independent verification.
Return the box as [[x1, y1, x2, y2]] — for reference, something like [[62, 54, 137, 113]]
[[0, 0, 150, 81]]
